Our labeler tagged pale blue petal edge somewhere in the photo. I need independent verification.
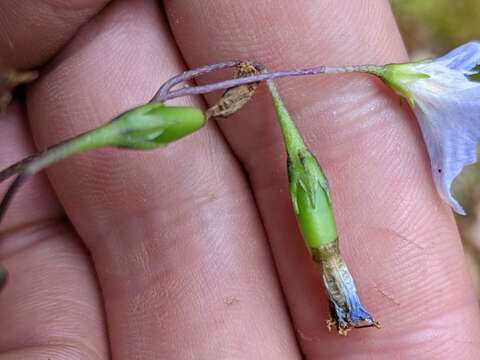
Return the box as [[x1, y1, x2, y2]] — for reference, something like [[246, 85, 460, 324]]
[[413, 90, 480, 215], [435, 41, 480, 72]]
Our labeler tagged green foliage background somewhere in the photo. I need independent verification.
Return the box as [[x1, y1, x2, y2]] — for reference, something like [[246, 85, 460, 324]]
[[391, 0, 480, 56]]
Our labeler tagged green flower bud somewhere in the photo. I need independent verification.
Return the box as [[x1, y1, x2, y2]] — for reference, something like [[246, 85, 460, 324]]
[[109, 103, 205, 149], [288, 147, 336, 249]]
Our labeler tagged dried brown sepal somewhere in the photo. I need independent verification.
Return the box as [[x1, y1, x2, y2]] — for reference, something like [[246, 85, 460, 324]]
[[0, 69, 39, 112], [311, 243, 380, 336], [205, 61, 260, 120]]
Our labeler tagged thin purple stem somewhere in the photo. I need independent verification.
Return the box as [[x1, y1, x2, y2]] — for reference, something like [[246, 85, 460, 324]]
[[153, 60, 265, 103], [155, 63, 383, 102]]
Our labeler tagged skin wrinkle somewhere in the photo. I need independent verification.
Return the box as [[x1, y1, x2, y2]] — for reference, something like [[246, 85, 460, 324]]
[[92, 188, 263, 297], [0, 342, 104, 360], [0, 218, 67, 259], [0, 229, 107, 357]]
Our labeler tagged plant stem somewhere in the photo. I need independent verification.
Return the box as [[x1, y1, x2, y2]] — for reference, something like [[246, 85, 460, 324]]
[[156, 63, 384, 102], [153, 60, 264, 102], [0, 125, 115, 224]]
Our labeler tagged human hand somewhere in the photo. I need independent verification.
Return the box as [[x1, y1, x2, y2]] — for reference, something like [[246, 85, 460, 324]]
[[0, 1, 478, 359]]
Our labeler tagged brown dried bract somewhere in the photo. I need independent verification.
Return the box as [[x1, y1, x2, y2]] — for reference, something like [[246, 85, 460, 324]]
[[311, 243, 380, 336], [0, 70, 39, 112], [205, 61, 259, 120]]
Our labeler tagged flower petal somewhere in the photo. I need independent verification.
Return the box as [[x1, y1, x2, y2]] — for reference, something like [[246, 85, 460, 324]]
[[413, 88, 480, 215], [435, 41, 480, 72], [374, 42, 480, 214]]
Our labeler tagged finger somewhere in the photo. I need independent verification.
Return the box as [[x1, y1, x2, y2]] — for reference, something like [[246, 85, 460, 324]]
[[0, 223, 108, 359], [0, 105, 107, 359], [27, 0, 300, 358], [166, 0, 480, 358], [1, 1, 113, 353], [0, 0, 110, 69]]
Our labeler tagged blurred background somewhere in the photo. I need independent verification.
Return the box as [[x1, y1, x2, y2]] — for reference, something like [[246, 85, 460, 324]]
[[391, 0, 480, 299]]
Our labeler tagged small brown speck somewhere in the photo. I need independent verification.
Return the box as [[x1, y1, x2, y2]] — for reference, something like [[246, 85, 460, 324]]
[[225, 296, 239, 306]]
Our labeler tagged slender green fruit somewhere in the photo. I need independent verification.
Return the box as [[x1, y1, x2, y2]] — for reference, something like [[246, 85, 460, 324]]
[[266, 79, 378, 335], [267, 80, 336, 249]]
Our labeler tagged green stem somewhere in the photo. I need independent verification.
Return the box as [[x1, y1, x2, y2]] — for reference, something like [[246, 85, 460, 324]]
[[30, 125, 115, 174], [266, 79, 305, 155]]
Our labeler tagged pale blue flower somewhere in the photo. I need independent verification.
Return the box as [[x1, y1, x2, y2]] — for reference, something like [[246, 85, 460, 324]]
[[379, 42, 480, 215]]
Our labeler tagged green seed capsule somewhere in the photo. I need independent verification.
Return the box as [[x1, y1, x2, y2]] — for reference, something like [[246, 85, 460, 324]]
[[288, 148, 337, 249], [266, 79, 336, 250], [266, 78, 378, 335]]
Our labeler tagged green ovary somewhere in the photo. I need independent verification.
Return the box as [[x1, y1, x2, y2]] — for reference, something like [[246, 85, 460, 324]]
[[295, 181, 337, 249]]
